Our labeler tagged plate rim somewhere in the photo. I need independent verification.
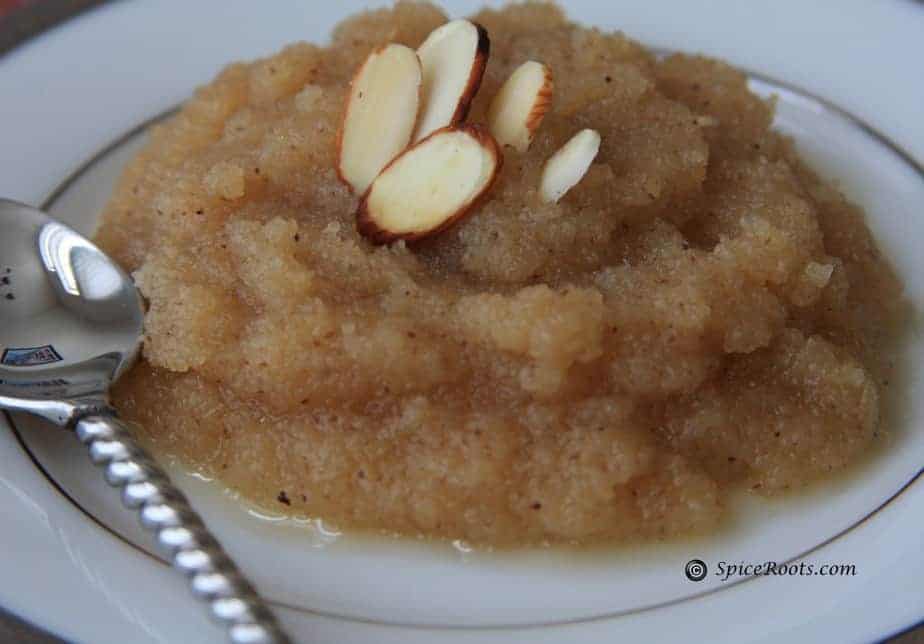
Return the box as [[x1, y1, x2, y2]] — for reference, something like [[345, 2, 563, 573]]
[[0, 0, 110, 59]]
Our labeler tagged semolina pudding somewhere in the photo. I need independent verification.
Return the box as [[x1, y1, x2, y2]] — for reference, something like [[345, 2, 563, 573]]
[[95, 3, 906, 546]]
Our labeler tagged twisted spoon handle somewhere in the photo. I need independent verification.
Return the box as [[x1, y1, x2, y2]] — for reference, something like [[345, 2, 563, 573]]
[[74, 414, 290, 644]]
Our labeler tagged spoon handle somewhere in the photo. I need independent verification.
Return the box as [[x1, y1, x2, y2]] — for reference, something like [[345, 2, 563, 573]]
[[74, 414, 290, 644]]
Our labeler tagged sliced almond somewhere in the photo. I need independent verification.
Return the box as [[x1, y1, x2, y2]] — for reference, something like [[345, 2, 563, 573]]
[[337, 43, 422, 194], [539, 129, 602, 204], [413, 19, 490, 142], [357, 125, 501, 244], [487, 61, 553, 153]]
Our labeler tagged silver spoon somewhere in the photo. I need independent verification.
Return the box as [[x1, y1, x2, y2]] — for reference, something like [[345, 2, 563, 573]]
[[0, 199, 290, 644]]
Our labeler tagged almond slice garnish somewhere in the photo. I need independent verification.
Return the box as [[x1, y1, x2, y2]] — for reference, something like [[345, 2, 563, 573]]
[[539, 129, 601, 204], [413, 19, 490, 142], [487, 61, 553, 153], [337, 43, 422, 194], [357, 125, 501, 244]]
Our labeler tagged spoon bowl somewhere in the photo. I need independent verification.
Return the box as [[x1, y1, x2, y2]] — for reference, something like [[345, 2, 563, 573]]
[[0, 199, 142, 415]]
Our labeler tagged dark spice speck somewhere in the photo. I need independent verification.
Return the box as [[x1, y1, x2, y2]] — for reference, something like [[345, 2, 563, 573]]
[[277, 491, 291, 505]]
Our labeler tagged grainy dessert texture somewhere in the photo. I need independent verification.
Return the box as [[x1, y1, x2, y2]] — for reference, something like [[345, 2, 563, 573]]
[[95, 3, 905, 545]]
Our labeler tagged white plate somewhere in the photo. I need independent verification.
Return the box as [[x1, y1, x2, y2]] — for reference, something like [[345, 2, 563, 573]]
[[1, 2, 923, 642]]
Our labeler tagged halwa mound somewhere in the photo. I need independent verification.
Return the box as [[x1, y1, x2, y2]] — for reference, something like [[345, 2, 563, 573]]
[[96, 3, 904, 546]]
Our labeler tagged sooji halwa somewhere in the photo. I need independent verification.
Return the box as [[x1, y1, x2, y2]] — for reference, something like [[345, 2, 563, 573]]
[[96, 3, 905, 546]]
